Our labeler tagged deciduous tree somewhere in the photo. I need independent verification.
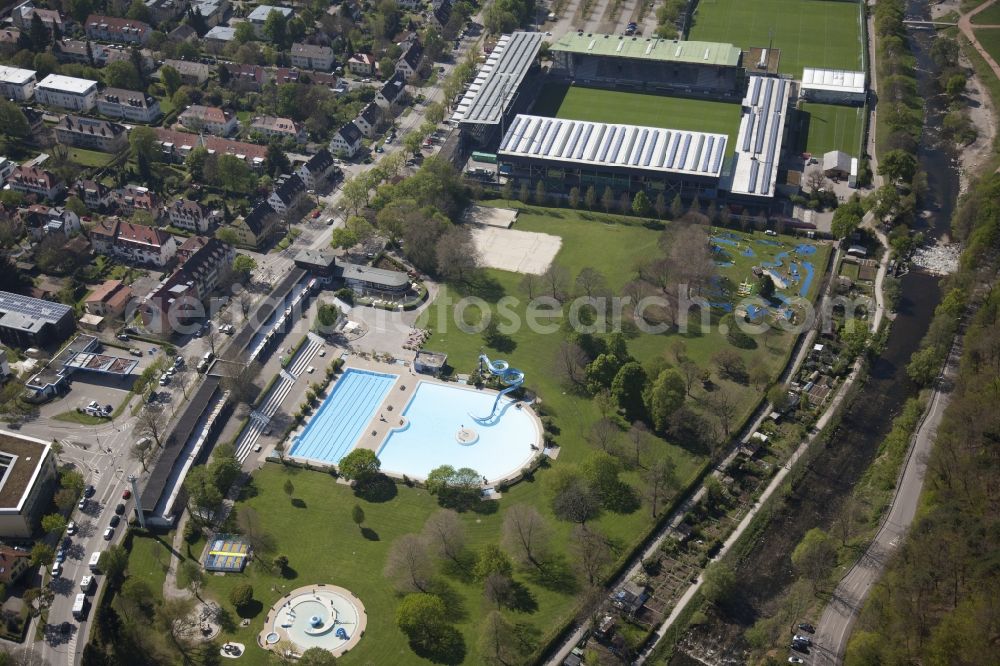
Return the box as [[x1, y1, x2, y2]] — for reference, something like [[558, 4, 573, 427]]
[[384, 534, 434, 593]]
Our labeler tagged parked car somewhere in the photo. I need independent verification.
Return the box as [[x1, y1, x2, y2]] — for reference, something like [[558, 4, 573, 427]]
[[114, 503, 126, 515], [788, 658, 804, 664], [84, 485, 96, 498], [66, 520, 77, 535], [122, 489, 132, 500], [793, 635, 812, 646], [797, 623, 815, 633], [129, 349, 143, 357], [77, 498, 87, 511], [103, 527, 114, 541], [55, 549, 66, 563], [116, 334, 129, 341], [109, 515, 121, 528]]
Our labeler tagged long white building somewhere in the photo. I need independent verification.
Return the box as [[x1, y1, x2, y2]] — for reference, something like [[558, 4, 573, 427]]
[[34, 74, 98, 112], [725, 75, 792, 199], [0, 65, 36, 101]]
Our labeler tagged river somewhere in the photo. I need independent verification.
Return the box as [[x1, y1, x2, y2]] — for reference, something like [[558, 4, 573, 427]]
[[669, 1, 960, 662]]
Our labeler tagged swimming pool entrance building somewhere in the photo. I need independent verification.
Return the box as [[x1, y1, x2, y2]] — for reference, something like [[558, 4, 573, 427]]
[[285, 357, 544, 487]]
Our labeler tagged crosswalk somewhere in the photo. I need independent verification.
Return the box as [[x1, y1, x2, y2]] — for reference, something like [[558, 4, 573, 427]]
[[234, 335, 327, 463]]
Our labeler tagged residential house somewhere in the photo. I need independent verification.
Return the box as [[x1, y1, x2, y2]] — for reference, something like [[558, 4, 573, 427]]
[[165, 198, 221, 233], [267, 174, 307, 215], [309, 71, 339, 88], [96, 87, 162, 123], [18, 205, 81, 240], [153, 128, 268, 169], [376, 74, 407, 111], [0, 65, 36, 101], [249, 116, 306, 144], [190, 0, 229, 27], [229, 202, 278, 250], [347, 53, 376, 76], [222, 63, 265, 91], [0, 29, 22, 56], [53, 39, 155, 71], [11, 2, 65, 34], [0, 546, 31, 585], [295, 148, 336, 190], [353, 102, 382, 138], [72, 179, 110, 209], [429, 0, 452, 30], [34, 74, 98, 112], [272, 67, 300, 84], [290, 43, 335, 71], [0, 291, 75, 350], [85, 14, 151, 45], [140, 236, 234, 335], [89, 218, 177, 266], [107, 185, 158, 217], [178, 105, 238, 136], [84, 279, 132, 319], [142, 0, 186, 24], [247, 5, 293, 37], [0, 158, 15, 182], [395, 39, 424, 80], [329, 121, 363, 158], [54, 116, 127, 153], [161, 59, 210, 84], [168, 24, 197, 42], [204, 26, 236, 43], [0, 433, 58, 539], [6, 166, 64, 201]]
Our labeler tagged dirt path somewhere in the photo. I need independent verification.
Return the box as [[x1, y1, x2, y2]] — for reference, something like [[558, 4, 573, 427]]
[[959, 0, 1000, 79]]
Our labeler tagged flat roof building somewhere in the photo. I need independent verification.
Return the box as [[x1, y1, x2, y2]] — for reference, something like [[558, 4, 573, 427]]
[[0, 291, 75, 348], [550, 33, 741, 67], [725, 75, 791, 199], [0, 65, 36, 101], [0, 431, 58, 539], [800, 68, 866, 105], [34, 74, 98, 112]]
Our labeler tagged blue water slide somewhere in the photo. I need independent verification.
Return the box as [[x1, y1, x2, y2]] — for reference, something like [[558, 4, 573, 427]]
[[475, 354, 525, 421]]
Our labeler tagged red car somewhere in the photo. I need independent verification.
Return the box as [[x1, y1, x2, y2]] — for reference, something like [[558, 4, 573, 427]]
[[122, 489, 132, 500], [311, 210, 321, 219]]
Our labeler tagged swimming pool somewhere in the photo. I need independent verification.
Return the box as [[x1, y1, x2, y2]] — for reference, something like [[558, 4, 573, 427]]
[[289, 369, 397, 464], [377, 382, 541, 482]]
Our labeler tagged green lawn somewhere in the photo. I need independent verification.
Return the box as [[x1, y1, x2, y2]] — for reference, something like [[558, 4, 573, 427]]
[[971, 3, 1000, 24], [52, 410, 107, 426], [531, 84, 742, 155], [127, 533, 173, 605], [688, 0, 863, 75], [839, 260, 860, 280], [68, 148, 115, 168], [975, 28, 1000, 64], [797, 102, 864, 156]]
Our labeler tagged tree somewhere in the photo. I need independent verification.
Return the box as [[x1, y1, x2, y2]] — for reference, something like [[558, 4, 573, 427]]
[[643, 457, 676, 518], [670, 193, 684, 219], [346, 505, 364, 533], [867, 184, 900, 222], [265, 142, 291, 177], [548, 467, 600, 524], [229, 583, 254, 610], [425, 465, 482, 509], [831, 196, 864, 239], [234, 20, 256, 44], [232, 254, 257, 282], [136, 404, 168, 447], [216, 154, 253, 195], [103, 60, 141, 89], [879, 149, 917, 183], [568, 186, 581, 209], [129, 125, 158, 165], [395, 592, 447, 640], [534, 180, 547, 206], [479, 610, 526, 665], [298, 647, 338, 666], [758, 274, 775, 300], [184, 465, 223, 524], [338, 449, 381, 485], [422, 509, 466, 568], [654, 192, 667, 218], [99, 545, 129, 585], [0, 100, 31, 140], [482, 570, 514, 609], [907, 345, 941, 386], [706, 387, 738, 440], [283, 478, 294, 500], [570, 525, 611, 585], [501, 179, 514, 202], [601, 186, 615, 213], [619, 191, 632, 214], [219, 353, 262, 406], [518, 181, 530, 203], [632, 190, 652, 217], [474, 543, 513, 582], [502, 504, 551, 570], [792, 528, 837, 592], [584, 185, 597, 210], [384, 534, 434, 593], [610, 362, 647, 423], [575, 267, 607, 298], [160, 65, 182, 97], [647, 368, 685, 433], [273, 554, 289, 575], [263, 9, 289, 48], [701, 561, 738, 608], [41, 513, 67, 536], [435, 226, 479, 283], [30, 543, 54, 567], [179, 560, 204, 599]]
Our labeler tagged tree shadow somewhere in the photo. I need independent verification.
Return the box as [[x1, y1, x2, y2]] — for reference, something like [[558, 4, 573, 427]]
[[470, 500, 498, 515], [353, 474, 398, 503], [486, 334, 517, 353], [428, 579, 467, 623], [409, 626, 466, 665], [528, 556, 579, 594], [281, 566, 299, 580], [360, 527, 380, 541], [235, 599, 263, 619], [238, 480, 259, 500], [290, 498, 307, 509], [452, 272, 505, 302], [507, 581, 538, 614], [215, 607, 237, 633], [441, 552, 476, 583]]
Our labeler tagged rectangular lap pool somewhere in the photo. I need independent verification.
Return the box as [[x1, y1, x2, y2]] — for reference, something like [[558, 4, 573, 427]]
[[288, 369, 397, 464]]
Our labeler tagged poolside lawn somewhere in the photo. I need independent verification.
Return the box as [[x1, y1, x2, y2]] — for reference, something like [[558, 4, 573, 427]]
[[531, 84, 742, 156], [688, 0, 863, 75], [797, 102, 865, 157]]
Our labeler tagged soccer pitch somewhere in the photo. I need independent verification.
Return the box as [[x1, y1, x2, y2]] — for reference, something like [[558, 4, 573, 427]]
[[688, 0, 863, 75], [796, 102, 864, 156], [531, 84, 743, 156]]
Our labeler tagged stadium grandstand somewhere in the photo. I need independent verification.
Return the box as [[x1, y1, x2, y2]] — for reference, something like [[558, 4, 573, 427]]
[[800, 68, 867, 105], [724, 75, 791, 199], [548, 33, 744, 98], [451, 31, 543, 147], [498, 114, 728, 199]]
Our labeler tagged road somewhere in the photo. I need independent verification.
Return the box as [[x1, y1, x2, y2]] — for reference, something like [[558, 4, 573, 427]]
[[810, 332, 960, 664]]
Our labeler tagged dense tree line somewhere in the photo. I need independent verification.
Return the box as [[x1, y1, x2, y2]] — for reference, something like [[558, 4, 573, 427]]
[[845, 173, 1000, 664]]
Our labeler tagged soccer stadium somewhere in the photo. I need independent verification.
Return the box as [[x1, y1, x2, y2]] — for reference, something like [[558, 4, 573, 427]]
[[460, 23, 867, 208]]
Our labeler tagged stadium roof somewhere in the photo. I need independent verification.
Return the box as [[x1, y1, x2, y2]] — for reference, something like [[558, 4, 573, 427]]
[[499, 114, 727, 179], [726, 76, 791, 198], [549, 33, 742, 67], [801, 68, 866, 95], [452, 31, 543, 126]]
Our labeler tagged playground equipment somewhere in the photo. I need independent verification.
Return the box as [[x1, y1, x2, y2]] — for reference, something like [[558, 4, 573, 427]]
[[475, 354, 525, 421]]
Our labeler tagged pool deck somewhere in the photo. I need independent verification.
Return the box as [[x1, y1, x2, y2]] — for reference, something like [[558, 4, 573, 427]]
[[286, 355, 546, 487]]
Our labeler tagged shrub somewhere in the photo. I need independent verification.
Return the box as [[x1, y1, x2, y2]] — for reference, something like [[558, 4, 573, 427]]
[[229, 583, 253, 610]]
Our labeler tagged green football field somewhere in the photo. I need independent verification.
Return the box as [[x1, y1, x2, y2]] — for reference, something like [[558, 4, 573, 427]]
[[688, 0, 863, 75], [531, 84, 743, 155], [796, 102, 864, 156]]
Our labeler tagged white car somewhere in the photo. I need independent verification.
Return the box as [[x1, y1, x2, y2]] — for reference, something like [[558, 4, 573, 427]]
[[306, 366, 315, 374], [159, 376, 170, 386], [318, 349, 326, 357], [66, 520, 77, 535], [103, 527, 114, 541]]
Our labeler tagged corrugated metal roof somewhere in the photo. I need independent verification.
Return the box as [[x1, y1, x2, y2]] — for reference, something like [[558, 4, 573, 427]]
[[727, 75, 790, 198], [550, 33, 742, 67], [453, 31, 543, 126], [498, 114, 727, 178], [801, 68, 866, 95]]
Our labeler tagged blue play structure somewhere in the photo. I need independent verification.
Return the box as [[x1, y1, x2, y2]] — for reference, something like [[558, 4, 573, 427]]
[[475, 354, 525, 421], [335, 628, 349, 640]]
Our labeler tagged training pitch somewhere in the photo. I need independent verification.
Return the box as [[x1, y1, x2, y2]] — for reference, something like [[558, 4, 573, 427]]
[[688, 0, 863, 75], [531, 84, 743, 156], [797, 102, 864, 157]]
